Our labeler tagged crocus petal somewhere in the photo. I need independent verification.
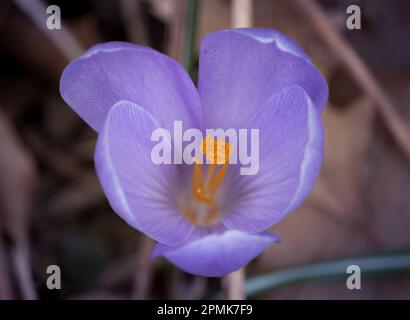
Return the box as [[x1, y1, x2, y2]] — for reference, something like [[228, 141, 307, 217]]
[[222, 86, 323, 233], [151, 230, 280, 277], [60, 41, 202, 133], [232, 28, 312, 64], [94, 100, 194, 246], [198, 28, 328, 129]]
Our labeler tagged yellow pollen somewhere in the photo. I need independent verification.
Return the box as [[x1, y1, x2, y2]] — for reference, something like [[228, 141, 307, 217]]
[[201, 134, 234, 165], [182, 135, 233, 226]]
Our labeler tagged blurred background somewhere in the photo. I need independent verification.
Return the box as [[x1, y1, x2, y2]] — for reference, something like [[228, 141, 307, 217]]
[[0, 0, 410, 300]]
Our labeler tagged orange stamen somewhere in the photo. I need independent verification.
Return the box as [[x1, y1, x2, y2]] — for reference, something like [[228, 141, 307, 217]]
[[185, 135, 233, 226]]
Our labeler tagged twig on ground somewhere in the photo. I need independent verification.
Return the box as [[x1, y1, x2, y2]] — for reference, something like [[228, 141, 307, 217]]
[[0, 233, 13, 299], [224, 269, 246, 300], [0, 109, 38, 300], [13, 0, 83, 61], [10, 244, 37, 300], [119, 0, 148, 44], [293, 0, 410, 162], [231, 0, 253, 28], [167, 0, 189, 61], [132, 237, 155, 299]]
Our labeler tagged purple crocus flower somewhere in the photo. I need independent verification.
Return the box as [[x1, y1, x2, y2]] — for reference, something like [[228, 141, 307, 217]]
[[59, 28, 328, 277]]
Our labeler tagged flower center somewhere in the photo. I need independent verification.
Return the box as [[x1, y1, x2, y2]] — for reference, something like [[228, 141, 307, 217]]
[[182, 135, 233, 226]]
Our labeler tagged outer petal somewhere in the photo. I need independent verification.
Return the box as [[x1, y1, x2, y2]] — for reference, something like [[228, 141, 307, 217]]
[[198, 28, 328, 129], [222, 86, 324, 233], [95, 100, 194, 246], [232, 28, 312, 64], [60, 41, 202, 132], [151, 230, 280, 277]]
